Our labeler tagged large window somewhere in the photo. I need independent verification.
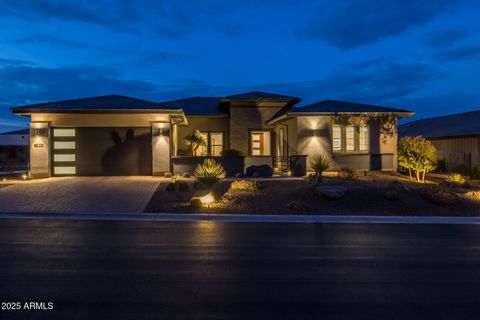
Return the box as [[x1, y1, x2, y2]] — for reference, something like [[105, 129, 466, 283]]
[[332, 125, 342, 152], [331, 125, 369, 153], [250, 131, 271, 156], [193, 131, 224, 156], [345, 125, 355, 151], [359, 126, 369, 151]]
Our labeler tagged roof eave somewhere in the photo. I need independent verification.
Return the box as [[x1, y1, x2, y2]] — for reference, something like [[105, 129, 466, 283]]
[[266, 111, 415, 126], [10, 108, 184, 115]]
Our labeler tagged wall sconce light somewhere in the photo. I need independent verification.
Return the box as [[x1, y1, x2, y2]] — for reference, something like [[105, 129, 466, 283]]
[[152, 123, 170, 137]]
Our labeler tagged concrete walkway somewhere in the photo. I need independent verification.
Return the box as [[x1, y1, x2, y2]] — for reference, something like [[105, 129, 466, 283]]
[[0, 177, 160, 213], [1, 211, 480, 224]]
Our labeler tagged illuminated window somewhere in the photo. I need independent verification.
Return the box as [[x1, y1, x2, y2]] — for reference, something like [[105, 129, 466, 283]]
[[332, 124, 370, 153], [250, 131, 271, 156], [54, 154, 76, 162], [193, 132, 224, 156], [332, 125, 342, 152], [54, 141, 76, 149], [209, 132, 224, 156], [346, 126, 355, 151], [359, 126, 369, 151], [54, 166, 76, 174], [53, 128, 75, 137]]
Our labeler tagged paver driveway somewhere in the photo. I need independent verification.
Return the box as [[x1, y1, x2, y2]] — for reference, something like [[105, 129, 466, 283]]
[[0, 177, 160, 212]]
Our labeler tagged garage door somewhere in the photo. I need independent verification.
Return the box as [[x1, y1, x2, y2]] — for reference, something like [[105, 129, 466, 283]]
[[51, 127, 152, 176]]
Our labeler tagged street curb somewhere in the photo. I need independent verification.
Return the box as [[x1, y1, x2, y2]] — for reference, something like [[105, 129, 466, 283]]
[[0, 211, 480, 224]]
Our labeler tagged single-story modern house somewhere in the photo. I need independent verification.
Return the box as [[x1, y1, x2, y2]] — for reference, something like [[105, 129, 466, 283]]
[[0, 128, 29, 175], [11, 91, 413, 178], [399, 110, 480, 174]]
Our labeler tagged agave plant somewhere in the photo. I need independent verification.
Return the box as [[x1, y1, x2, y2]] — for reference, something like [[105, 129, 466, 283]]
[[445, 173, 466, 186], [194, 158, 226, 186]]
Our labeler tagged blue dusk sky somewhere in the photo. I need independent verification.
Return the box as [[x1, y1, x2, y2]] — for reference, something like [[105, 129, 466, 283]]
[[1, 0, 480, 131]]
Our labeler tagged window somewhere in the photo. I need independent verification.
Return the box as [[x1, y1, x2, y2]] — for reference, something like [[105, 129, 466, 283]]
[[54, 154, 76, 162], [53, 128, 75, 137], [53, 141, 76, 149], [359, 126, 369, 151], [54, 166, 76, 174], [345, 126, 355, 151], [193, 131, 224, 156], [332, 125, 342, 152], [332, 124, 370, 153], [250, 131, 271, 156], [209, 132, 224, 156]]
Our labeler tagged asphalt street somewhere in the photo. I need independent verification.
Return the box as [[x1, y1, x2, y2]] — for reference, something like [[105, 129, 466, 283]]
[[1, 218, 480, 319]]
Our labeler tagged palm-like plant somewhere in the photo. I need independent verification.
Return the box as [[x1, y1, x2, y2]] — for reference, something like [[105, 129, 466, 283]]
[[309, 154, 330, 184], [184, 130, 207, 155], [194, 158, 226, 186]]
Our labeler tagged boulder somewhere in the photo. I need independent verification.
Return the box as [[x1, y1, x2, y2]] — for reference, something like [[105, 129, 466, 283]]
[[246, 165, 273, 177], [422, 186, 458, 206], [314, 186, 346, 200]]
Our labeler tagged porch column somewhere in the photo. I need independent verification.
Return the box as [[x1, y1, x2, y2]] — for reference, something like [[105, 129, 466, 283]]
[[29, 122, 50, 178], [152, 122, 171, 175]]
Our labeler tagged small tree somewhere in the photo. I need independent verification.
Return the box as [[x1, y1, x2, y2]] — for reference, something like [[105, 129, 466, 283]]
[[398, 136, 436, 183], [184, 130, 207, 155], [309, 154, 330, 184]]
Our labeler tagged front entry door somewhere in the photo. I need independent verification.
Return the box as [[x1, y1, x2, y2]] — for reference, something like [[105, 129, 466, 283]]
[[251, 132, 265, 156]]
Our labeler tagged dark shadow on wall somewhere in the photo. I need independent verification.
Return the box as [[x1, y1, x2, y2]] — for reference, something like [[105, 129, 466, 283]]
[[102, 129, 152, 175]]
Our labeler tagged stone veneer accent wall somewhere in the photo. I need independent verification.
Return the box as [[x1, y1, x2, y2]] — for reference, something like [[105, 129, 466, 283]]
[[229, 102, 286, 155]]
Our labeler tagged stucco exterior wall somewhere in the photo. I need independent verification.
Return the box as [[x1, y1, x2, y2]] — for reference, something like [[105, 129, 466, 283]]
[[175, 116, 229, 156], [29, 122, 50, 178], [285, 115, 399, 171], [28, 113, 173, 177], [31, 113, 170, 127], [296, 116, 334, 165]]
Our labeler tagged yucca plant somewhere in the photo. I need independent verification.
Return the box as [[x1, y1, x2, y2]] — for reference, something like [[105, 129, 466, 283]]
[[194, 158, 226, 186], [309, 154, 330, 184]]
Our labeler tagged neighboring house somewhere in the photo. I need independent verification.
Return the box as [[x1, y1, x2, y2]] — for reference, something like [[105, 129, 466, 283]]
[[11, 92, 413, 178], [399, 110, 480, 174], [0, 128, 30, 174]]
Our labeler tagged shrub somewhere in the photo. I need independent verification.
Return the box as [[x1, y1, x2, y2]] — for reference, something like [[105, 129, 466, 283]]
[[445, 173, 466, 186], [230, 180, 262, 192], [221, 149, 244, 157], [184, 130, 207, 154], [338, 167, 357, 180], [398, 136, 436, 183], [194, 158, 226, 186], [309, 154, 330, 177], [171, 175, 183, 183], [164, 172, 172, 178]]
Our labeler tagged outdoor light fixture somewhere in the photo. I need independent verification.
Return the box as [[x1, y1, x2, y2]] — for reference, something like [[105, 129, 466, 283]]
[[199, 193, 215, 205], [152, 122, 170, 137]]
